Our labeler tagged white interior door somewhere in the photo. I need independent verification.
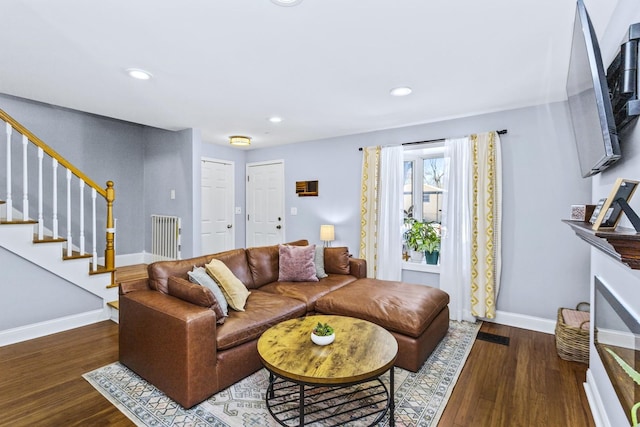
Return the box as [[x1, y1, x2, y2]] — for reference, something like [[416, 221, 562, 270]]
[[201, 159, 234, 254], [246, 161, 285, 247]]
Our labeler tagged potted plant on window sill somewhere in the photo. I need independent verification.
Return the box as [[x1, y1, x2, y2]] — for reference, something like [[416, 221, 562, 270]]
[[404, 219, 441, 264], [423, 222, 441, 265]]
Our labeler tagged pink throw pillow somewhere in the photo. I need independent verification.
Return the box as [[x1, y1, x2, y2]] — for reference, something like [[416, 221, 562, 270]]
[[278, 244, 319, 282]]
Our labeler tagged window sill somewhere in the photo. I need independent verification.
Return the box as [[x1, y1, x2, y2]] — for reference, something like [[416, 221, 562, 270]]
[[402, 261, 440, 274]]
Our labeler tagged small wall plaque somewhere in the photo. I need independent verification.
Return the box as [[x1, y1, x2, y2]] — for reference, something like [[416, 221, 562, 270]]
[[296, 180, 318, 197]]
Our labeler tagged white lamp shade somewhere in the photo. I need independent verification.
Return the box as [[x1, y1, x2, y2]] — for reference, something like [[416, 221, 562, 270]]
[[320, 224, 335, 242]]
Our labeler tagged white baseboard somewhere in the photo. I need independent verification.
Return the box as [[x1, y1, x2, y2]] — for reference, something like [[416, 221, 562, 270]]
[[0, 308, 109, 347], [584, 369, 609, 427], [97, 252, 174, 266], [488, 309, 557, 334]]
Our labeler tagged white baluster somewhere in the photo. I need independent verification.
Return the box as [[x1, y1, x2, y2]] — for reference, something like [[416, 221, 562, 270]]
[[22, 135, 28, 220], [66, 169, 72, 257], [37, 148, 44, 239], [79, 179, 85, 255], [5, 123, 12, 221], [92, 188, 97, 271], [52, 159, 58, 239]]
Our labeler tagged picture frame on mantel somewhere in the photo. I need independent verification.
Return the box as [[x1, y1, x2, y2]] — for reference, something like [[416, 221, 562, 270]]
[[592, 178, 640, 231]]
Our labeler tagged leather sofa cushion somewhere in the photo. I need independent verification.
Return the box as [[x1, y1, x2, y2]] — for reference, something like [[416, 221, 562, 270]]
[[216, 291, 306, 351], [148, 255, 211, 293], [246, 240, 308, 288], [167, 276, 226, 324], [259, 274, 357, 312], [324, 247, 350, 274], [315, 278, 449, 338]]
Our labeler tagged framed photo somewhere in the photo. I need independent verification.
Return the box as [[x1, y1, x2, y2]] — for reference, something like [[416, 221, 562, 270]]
[[589, 198, 607, 224], [592, 178, 640, 231]]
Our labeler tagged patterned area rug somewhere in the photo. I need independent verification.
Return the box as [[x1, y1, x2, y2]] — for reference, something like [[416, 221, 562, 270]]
[[84, 320, 480, 427]]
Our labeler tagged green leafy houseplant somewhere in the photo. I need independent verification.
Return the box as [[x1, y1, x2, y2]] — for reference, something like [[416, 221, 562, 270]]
[[312, 322, 334, 336], [404, 219, 441, 254]]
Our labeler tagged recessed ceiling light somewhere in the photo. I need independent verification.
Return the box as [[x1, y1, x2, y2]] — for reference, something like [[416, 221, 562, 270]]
[[269, 116, 283, 123], [390, 86, 412, 97], [126, 68, 153, 80], [271, 0, 303, 6]]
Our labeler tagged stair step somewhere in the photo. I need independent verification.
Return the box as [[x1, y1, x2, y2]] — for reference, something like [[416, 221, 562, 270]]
[[33, 234, 67, 244], [89, 263, 116, 275], [107, 300, 119, 310], [62, 250, 93, 261], [1, 219, 37, 225]]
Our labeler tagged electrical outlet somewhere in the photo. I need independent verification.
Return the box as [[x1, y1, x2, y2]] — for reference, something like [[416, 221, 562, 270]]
[[291, 207, 297, 215]]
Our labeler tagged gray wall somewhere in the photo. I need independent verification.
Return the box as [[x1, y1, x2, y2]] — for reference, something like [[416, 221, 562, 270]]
[[2, 94, 593, 326], [248, 101, 592, 320], [0, 247, 102, 330], [142, 127, 197, 258]]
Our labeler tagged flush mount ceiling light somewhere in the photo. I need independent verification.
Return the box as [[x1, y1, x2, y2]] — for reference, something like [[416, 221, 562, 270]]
[[268, 116, 283, 123], [126, 68, 153, 80], [229, 135, 251, 146], [271, 0, 303, 6], [390, 86, 412, 97]]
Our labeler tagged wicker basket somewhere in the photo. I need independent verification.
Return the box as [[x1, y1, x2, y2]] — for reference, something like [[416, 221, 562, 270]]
[[555, 302, 590, 364]]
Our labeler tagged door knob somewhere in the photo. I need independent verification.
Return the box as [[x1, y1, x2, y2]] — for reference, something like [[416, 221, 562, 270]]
[[227, 224, 233, 229], [276, 225, 282, 229]]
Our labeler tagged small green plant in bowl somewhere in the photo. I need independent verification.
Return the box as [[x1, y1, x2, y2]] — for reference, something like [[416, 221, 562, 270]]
[[313, 322, 334, 336], [311, 322, 335, 345]]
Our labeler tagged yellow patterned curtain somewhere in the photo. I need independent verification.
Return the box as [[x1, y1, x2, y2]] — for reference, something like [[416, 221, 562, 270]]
[[359, 146, 381, 278], [470, 131, 502, 318]]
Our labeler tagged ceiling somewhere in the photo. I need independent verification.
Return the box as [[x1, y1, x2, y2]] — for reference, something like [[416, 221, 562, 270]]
[[0, 0, 618, 149]]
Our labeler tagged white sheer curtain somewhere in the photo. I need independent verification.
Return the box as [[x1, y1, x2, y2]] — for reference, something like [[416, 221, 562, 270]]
[[359, 145, 403, 280], [440, 132, 502, 321], [440, 137, 474, 322], [377, 146, 403, 280]]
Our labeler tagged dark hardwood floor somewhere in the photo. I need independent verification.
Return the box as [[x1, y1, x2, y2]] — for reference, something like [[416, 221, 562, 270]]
[[0, 263, 594, 426], [0, 320, 595, 427]]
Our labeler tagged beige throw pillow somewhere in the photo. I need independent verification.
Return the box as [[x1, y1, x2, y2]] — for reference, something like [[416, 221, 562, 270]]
[[205, 259, 250, 311]]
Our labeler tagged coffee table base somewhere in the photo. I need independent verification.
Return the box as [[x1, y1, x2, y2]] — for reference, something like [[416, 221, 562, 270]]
[[265, 368, 394, 427]]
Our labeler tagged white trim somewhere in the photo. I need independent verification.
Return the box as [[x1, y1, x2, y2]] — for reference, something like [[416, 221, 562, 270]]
[[584, 369, 609, 427], [98, 252, 146, 266], [488, 309, 557, 334], [402, 261, 440, 273], [0, 308, 109, 347]]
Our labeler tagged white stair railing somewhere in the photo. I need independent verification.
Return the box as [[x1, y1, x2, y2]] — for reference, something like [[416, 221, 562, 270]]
[[0, 108, 116, 283], [5, 123, 12, 221], [21, 135, 28, 220]]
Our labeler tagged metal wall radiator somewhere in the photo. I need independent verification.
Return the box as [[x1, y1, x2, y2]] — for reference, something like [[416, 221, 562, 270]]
[[150, 214, 182, 261]]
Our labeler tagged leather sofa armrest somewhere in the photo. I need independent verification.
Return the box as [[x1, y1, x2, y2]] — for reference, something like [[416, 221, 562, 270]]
[[119, 290, 218, 408], [349, 258, 367, 278], [119, 277, 151, 295]]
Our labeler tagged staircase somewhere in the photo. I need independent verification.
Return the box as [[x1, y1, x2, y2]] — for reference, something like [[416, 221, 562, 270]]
[[1, 109, 118, 344]]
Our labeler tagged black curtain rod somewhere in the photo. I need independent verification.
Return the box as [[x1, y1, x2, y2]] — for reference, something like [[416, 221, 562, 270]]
[[358, 129, 508, 151]]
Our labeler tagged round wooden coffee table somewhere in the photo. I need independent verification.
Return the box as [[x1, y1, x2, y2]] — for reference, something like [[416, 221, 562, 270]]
[[257, 315, 398, 426]]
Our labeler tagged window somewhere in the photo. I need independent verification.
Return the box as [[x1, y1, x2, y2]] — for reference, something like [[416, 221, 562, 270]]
[[403, 144, 445, 224]]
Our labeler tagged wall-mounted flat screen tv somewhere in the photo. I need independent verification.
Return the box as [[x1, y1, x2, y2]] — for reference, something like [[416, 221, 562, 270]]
[[566, 0, 621, 178]]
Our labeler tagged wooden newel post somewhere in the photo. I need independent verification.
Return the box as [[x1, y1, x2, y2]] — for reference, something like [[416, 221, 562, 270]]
[[105, 181, 115, 271]]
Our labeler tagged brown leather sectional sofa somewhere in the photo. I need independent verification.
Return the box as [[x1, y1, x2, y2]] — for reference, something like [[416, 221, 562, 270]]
[[119, 240, 449, 408]]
